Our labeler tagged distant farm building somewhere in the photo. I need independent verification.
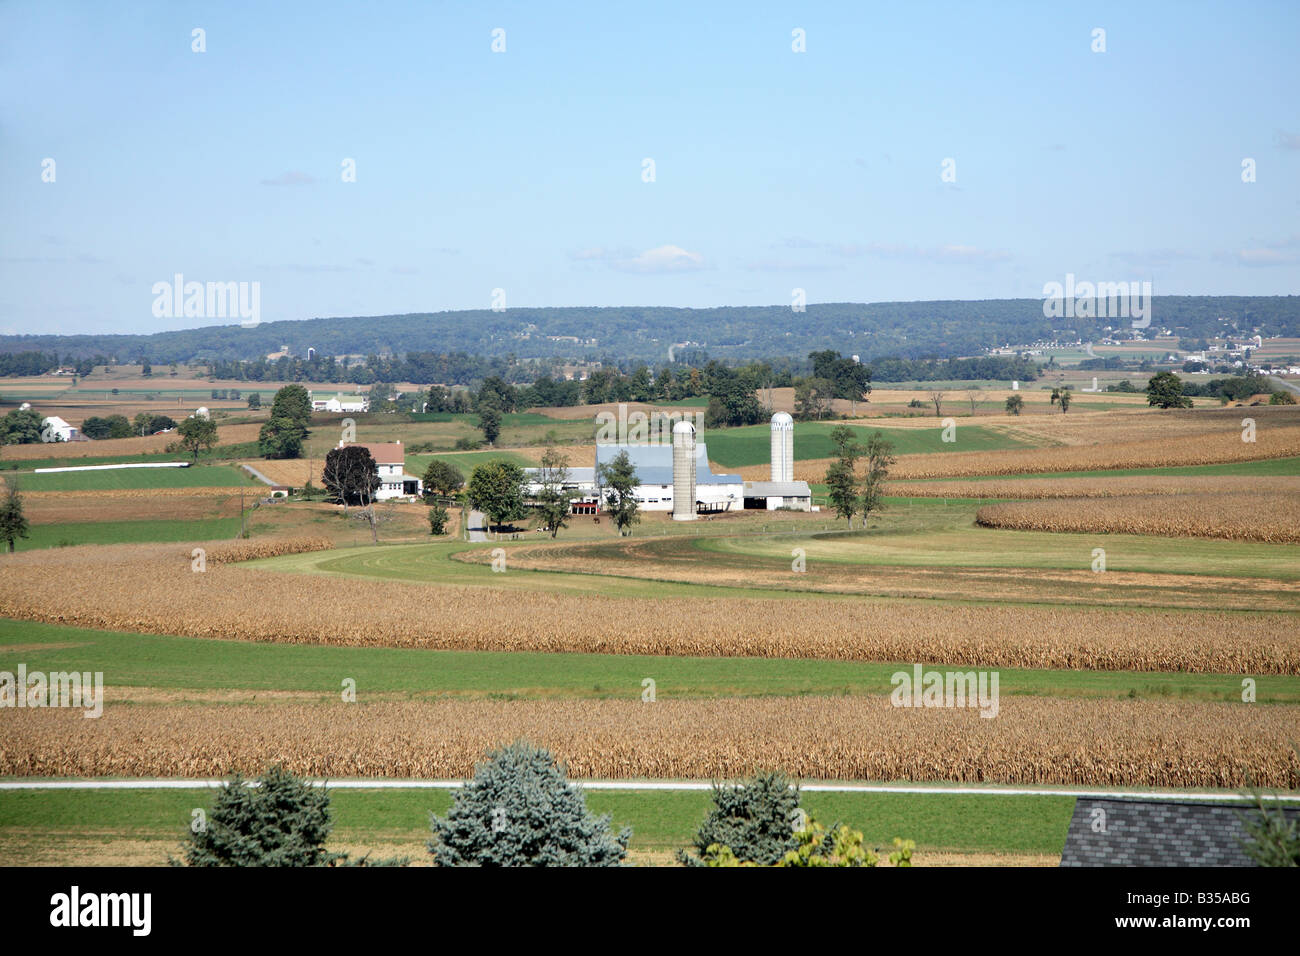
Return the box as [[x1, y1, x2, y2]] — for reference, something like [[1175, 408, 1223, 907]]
[[40, 416, 87, 442], [312, 392, 368, 413], [524, 413, 810, 515]]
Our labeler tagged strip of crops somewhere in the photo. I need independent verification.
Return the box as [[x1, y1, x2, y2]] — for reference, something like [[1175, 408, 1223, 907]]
[[0, 543, 1295, 673], [887, 475, 1300, 500], [975, 493, 1300, 543], [3, 696, 1295, 788], [749, 423, 1300, 482]]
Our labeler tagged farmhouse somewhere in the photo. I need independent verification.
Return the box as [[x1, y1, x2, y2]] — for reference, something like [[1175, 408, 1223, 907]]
[[336, 441, 422, 500]]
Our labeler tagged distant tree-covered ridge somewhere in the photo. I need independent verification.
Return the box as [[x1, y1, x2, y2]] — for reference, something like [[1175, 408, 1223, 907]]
[[2, 296, 1295, 369]]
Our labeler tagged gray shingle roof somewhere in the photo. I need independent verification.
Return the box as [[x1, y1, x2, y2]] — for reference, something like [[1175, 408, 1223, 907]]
[[1059, 797, 1298, 867]]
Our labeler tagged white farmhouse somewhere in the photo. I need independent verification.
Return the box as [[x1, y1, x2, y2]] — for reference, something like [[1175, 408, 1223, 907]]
[[337, 441, 422, 500]]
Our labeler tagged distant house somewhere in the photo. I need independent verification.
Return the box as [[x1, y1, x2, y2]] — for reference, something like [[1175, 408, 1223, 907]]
[[1060, 797, 1299, 867], [337, 441, 421, 500], [312, 392, 368, 413], [40, 416, 87, 442]]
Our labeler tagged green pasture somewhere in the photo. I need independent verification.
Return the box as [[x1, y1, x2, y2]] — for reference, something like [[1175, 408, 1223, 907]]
[[0, 786, 1077, 861], [2, 618, 1290, 703]]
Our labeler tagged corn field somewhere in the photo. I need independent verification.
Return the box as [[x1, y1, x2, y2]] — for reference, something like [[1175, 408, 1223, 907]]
[[0, 543, 1295, 673], [976, 494, 1300, 543], [3, 696, 1295, 788], [888, 474, 1300, 500], [751, 423, 1300, 483]]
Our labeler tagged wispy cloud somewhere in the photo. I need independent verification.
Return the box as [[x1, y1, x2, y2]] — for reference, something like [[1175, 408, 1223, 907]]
[[573, 244, 707, 273], [1108, 248, 1197, 269], [780, 238, 1011, 264], [1227, 235, 1300, 267], [1274, 130, 1300, 150], [260, 170, 316, 186]]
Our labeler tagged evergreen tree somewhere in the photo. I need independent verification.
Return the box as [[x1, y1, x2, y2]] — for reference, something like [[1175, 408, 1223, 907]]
[[0, 485, 29, 553], [430, 741, 630, 867]]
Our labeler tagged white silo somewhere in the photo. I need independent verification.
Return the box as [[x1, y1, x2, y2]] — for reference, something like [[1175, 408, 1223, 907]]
[[770, 412, 793, 483], [671, 420, 697, 521]]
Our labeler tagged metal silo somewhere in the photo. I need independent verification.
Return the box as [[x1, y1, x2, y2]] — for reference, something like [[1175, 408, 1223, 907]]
[[671, 420, 697, 521], [770, 412, 793, 483]]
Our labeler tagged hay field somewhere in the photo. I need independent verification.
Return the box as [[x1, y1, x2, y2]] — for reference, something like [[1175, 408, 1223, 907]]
[[3, 695, 1294, 788], [976, 493, 1300, 543], [0, 542, 1295, 673]]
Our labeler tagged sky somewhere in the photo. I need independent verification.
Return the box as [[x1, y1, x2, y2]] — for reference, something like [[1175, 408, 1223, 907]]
[[1, 0, 1298, 336]]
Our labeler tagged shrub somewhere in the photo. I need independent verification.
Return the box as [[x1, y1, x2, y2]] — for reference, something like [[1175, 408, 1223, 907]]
[[429, 741, 631, 866], [454, 437, 482, 451], [428, 505, 449, 535], [178, 765, 404, 867], [679, 771, 800, 866]]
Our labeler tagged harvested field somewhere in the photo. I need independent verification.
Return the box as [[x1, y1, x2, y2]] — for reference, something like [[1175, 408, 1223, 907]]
[[976, 493, 1300, 543], [241, 458, 319, 487], [752, 422, 1300, 482], [0, 543, 1295, 673], [464, 537, 1300, 614], [20, 491, 247, 523], [3, 696, 1295, 788], [891, 474, 1300, 500], [0, 423, 261, 461]]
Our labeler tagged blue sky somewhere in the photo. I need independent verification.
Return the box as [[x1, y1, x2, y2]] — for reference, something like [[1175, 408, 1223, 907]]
[[2, 0, 1297, 336]]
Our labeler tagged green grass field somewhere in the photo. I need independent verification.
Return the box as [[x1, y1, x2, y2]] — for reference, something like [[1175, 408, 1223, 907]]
[[10, 464, 257, 491], [704, 421, 1032, 469], [14, 517, 243, 551], [0, 786, 1076, 861], [3, 618, 1290, 702], [0, 442, 263, 472]]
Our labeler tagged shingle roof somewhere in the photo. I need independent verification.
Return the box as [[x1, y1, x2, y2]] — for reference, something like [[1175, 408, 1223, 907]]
[[593, 443, 741, 486], [342, 442, 404, 465], [1059, 797, 1298, 867]]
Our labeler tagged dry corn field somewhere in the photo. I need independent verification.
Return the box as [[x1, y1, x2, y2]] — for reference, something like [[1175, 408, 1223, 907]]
[[752, 422, 1300, 482], [976, 494, 1300, 543], [888, 474, 1300, 500], [0, 543, 1296, 673], [3, 696, 1296, 788], [202, 536, 335, 564]]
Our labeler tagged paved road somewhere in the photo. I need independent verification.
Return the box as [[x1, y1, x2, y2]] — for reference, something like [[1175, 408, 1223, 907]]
[[1268, 374, 1300, 396], [467, 509, 489, 542], [0, 779, 1293, 799]]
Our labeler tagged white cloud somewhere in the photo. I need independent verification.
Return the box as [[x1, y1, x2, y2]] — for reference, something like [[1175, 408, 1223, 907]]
[[573, 244, 708, 273]]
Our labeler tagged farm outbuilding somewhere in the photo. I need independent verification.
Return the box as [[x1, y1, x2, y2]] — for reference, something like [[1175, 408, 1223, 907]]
[[742, 480, 812, 511]]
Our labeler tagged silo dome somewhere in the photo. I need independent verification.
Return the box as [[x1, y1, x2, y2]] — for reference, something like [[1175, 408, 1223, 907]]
[[672, 420, 695, 435]]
